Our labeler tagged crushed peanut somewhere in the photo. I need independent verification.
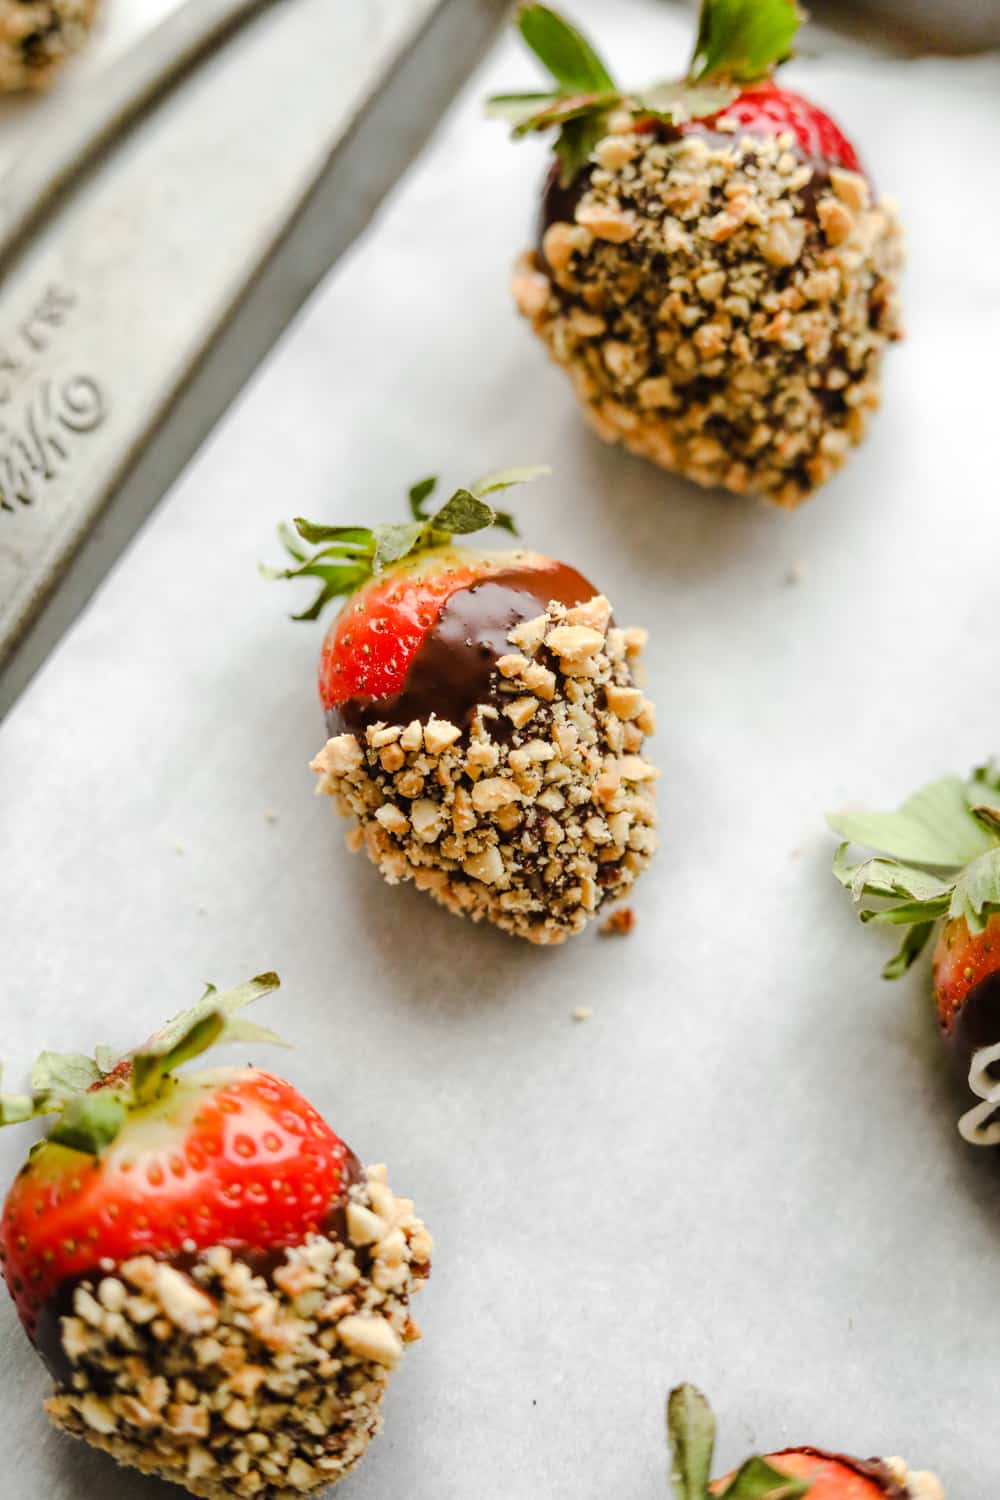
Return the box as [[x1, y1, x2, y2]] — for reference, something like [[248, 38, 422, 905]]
[[884, 1459, 946, 1500], [599, 905, 636, 936], [45, 1167, 430, 1498], [514, 126, 902, 507], [311, 593, 658, 943], [0, 1, 99, 92]]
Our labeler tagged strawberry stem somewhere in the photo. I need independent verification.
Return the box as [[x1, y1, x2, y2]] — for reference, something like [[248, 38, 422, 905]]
[[268, 467, 548, 624], [487, 1, 803, 183], [0, 973, 285, 1155]]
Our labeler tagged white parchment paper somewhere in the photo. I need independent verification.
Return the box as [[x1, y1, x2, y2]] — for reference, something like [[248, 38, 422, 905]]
[[2, 3, 999, 1495]]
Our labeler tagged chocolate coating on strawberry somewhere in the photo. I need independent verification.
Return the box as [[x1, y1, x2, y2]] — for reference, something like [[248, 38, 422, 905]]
[[327, 559, 595, 737], [0, 976, 432, 1496], [668, 1383, 944, 1500], [272, 468, 658, 943], [831, 762, 1000, 1148], [755, 1450, 909, 1498], [494, 3, 902, 507]]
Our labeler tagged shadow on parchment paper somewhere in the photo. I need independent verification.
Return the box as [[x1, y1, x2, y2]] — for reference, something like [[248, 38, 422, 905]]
[[48, 1423, 176, 1499], [570, 423, 871, 586], [334, 854, 581, 1019]]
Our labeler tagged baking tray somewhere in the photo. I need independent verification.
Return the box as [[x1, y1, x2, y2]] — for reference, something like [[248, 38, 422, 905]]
[[0, 0, 507, 713], [2, 1, 999, 1496]]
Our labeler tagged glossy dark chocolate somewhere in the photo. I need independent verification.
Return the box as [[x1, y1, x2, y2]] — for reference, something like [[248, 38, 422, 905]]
[[36, 1150, 362, 1388], [327, 562, 596, 739], [947, 970, 1000, 1076], [768, 1450, 907, 1498]]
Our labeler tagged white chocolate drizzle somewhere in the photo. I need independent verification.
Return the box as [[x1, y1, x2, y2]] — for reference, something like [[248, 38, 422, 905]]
[[957, 1042, 1000, 1146]]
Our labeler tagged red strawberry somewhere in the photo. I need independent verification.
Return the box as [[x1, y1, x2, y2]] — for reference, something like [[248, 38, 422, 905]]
[[670, 1384, 939, 1500], [831, 763, 1000, 1145], [684, 80, 861, 172], [271, 466, 596, 732], [1, 976, 431, 1495], [318, 544, 592, 720], [932, 912, 1000, 1034], [0, 975, 355, 1340], [713, 1450, 910, 1499]]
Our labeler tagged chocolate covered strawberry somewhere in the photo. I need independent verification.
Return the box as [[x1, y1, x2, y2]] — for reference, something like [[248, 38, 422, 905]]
[[0, 974, 431, 1496], [270, 466, 658, 944], [830, 761, 1000, 1145], [668, 1384, 943, 1500], [491, 2, 903, 507]]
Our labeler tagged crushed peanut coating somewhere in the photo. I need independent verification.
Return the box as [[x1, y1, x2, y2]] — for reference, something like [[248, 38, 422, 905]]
[[312, 594, 658, 943], [0, 0, 99, 92], [884, 1459, 945, 1500], [45, 1166, 430, 1497], [514, 122, 903, 507]]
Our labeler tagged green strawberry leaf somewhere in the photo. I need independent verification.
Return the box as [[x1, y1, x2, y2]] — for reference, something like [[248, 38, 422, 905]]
[[271, 467, 548, 621], [832, 846, 954, 906], [94, 1044, 119, 1074], [516, 4, 615, 93], [408, 476, 438, 521], [470, 465, 551, 498], [484, 91, 562, 127], [633, 79, 735, 123], [488, 6, 749, 180], [511, 91, 616, 137], [288, 522, 374, 550], [830, 762, 1000, 981], [719, 1456, 811, 1499], [690, 0, 802, 85], [883, 921, 936, 980], [0, 975, 286, 1153], [372, 522, 427, 573], [48, 1092, 127, 1155], [860, 897, 951, 928], [31, 1051, 103, 1103], [0, 1075, 39, 1126], [555, 110, 613, 185], [667, 1384, 716, 1500], [951, 848, 1000, 935], [131, 972, 285, 1107], [828, 774, 999, 869]]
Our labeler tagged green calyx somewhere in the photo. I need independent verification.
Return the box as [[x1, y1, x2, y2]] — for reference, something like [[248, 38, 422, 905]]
[[0, 973, 284, 1156], [667, 1385, 811, 1500], [829, 762, 1000, 979], [264, 466, 549, 623], [486, 1, 803, 186]]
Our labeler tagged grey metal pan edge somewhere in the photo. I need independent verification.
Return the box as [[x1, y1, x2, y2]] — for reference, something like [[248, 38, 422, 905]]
[[0, 0, 276, 270], [0, 0, 507, 718]]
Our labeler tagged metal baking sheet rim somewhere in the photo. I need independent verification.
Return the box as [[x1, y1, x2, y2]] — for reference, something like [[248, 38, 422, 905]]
[[0, 0, 507, 715]]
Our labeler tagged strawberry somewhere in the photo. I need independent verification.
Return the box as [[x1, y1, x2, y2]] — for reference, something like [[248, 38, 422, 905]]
[[493, 4, 901, 508], [830, 761, 1000, 1146], [683, 80, 861, 172], [269, 467, 658, 944], [489, 2, 859, 190], [669, 1384, 942, 1500], [268, 464, 591, 723], [0, 975, 431, 1494]]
